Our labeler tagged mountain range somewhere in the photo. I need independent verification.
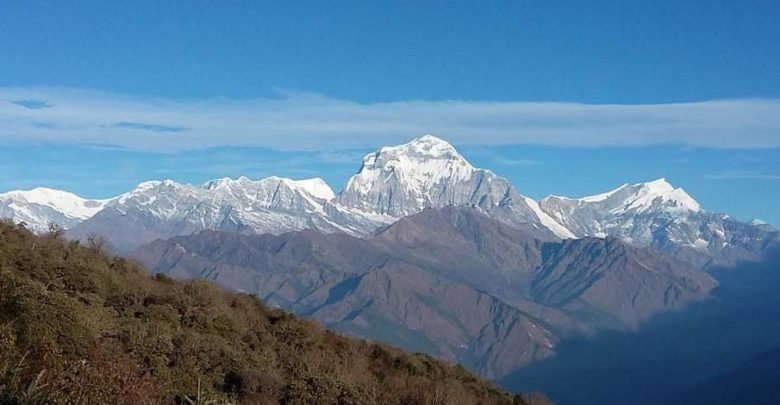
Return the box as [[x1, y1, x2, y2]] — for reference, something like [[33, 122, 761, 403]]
[[3, 135, 775, 261], [60, 135, 573, 251], [2, 134, 778, 380]]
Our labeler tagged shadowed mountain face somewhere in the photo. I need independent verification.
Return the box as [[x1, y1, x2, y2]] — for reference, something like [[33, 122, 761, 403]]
[[668, 347, 780, 405], [500, 250, 780, 405], [134, 207, 716, 379]]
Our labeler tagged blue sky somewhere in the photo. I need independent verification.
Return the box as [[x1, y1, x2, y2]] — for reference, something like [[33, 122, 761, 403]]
[[0, 1, 779, 225]]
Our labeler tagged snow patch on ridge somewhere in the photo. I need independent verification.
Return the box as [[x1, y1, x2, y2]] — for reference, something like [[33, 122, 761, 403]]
[[579, 184, 628, 203], [523, 196, 576, 239], [283, 178, 335, 201]]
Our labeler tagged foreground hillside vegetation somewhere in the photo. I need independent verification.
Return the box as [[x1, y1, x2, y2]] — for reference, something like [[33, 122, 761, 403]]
[[0, 221, 550, 404]]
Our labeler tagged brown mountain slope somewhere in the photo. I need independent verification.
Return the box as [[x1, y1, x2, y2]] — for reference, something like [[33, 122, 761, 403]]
[[135, 225, 558, 379], [135, 206, 717, 379], [302, 266, 557, 379], [532, 237, 717, 329]]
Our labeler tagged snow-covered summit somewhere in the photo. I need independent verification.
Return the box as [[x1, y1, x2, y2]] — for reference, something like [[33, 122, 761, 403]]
[[399, 134, 468, 160], [281, 178, 335, 201], [110, 175, 339, 220], [202, 176, 335, 202], [537, 178, 779, 266], [69, 174, 377, 250], [343, 135, 476, 203], [337, 135, 572, 239], [540, 178, 703, 240], [0, 187, 110, 219], [749, 218, 776, 232], [339, 135, 474, 214], [575, 178, 701, 214], [0, 187, 112, 232]]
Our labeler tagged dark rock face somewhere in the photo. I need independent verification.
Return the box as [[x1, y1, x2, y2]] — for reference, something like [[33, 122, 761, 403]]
[[500, 249, 780, 405], [134, 206, 716, 379]]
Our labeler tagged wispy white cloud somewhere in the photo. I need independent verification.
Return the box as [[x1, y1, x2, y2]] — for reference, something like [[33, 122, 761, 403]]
[[111, 121, 188, 133], [11, 99, 52, 109], [495, 158, 542, 166], [316, 150, 370, 164], [460, 146, 544, 167], [2, 86, 780, 151], [704, 171, 780, 180]]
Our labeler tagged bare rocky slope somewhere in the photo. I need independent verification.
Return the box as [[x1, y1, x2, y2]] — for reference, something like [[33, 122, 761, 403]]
[[134, 206, 717, 379]]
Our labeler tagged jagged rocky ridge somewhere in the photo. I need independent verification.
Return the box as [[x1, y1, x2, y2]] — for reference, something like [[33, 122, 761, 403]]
[[68, 176, 388, 251], [133, 207, 717, 379]]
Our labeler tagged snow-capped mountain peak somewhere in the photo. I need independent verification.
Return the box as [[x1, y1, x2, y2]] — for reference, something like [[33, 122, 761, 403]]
[[749, 218, 776, 232], [129, 179, 186, 194], [0, 187, 112, 232], [338, 135, 480, 216], [403, 134, 466, 158], [540, 178, 702, 235], [278, 177, 335, 201], [354, 134, 475, 187], [0, 187, 109, 220], [638, 178, 700, 212], [203, 176, 249, 190], [202, 176, 335, 201], [336, 135, 573, 239], [536, 177, 776, 266], [569, 178, 701, 215], [116, 179, 193, 206]]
